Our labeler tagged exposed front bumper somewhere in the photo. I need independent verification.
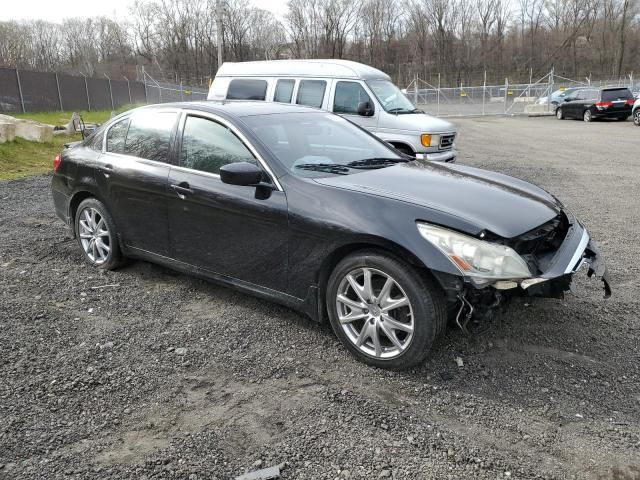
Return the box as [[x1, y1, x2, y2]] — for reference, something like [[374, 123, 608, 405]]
[[416, 149, 457, 163], [509, 226, 611, 298]]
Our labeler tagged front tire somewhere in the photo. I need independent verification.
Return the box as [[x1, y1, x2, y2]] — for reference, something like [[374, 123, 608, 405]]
[[583, 109, 593, 122], [75, 198, 124, 270], [556, 108, 564, 120], [634, 110, 640, 126], [325, 251, 446, 370]]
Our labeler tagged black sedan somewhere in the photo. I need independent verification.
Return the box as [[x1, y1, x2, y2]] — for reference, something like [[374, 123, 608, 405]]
[[51, 102, 610, 370], [556, 87, 635, 122]]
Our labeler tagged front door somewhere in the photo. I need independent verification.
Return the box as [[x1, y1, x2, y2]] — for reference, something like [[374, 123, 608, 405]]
[[95, 110, 179, 256], [167, 113, 289, 292], [331, 80, 378, 132]]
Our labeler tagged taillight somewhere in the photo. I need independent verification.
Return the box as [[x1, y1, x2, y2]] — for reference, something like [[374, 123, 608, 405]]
[[595, 101, 613, 108], [53, 154, 62, 171], [626, 98, 635, 105]]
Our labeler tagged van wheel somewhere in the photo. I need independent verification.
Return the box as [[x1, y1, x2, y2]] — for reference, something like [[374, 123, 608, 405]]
[[556, 108, 564, 120], [583, 110, 592, 122], [326, 251, 446, 370], [394, 145, 415, 157]]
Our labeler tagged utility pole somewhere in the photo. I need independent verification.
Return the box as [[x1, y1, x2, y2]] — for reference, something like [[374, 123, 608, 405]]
[[216, 0, 224, 71]]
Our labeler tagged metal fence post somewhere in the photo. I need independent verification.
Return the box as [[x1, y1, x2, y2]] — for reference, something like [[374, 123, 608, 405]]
[[55, 73, 64, 111], [81, 73, 91, 111], [104, 74, 114, 110], [15, 68, 26, 113], [482, 70, 486, 116], [180, 80, 184, 101], [142, 66, 148, 104], [124, 76, 132, 104], [504, 77, 508, 114], [437, 73, 441, 116]]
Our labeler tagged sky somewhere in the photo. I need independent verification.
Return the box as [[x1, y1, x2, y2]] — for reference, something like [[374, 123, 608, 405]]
[[0, 0, 289, 23]]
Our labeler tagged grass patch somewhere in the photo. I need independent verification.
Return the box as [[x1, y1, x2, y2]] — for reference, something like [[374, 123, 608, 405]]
[[1, 104, 138, 181], [10, 104, 138, 127], [0, 134, 80, 181]]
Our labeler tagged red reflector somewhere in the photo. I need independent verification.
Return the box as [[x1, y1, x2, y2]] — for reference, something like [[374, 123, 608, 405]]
[[595, 101, 613, 108], [53, 154, 62, 171]]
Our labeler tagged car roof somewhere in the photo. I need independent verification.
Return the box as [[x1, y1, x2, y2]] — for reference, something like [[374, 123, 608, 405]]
[[133, 100, 326, 117], [215, 59, 391, 81]]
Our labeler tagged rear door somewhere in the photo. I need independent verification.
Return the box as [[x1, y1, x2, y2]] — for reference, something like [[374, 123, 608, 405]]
[[601, 88, 634, 114], [166, 111, 289, 292], [95, 109, 179, 256]]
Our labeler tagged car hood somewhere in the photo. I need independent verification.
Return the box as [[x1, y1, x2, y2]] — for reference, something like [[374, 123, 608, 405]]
[[313, 161, 562, 239], [378, 112, 456, 134]]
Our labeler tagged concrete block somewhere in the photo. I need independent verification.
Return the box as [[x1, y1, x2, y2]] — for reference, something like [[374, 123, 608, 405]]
[[0, 113, 54, 142], [525, 104, 554, 116], [14, 122, 53, 142], [0, 122, 16, 143]]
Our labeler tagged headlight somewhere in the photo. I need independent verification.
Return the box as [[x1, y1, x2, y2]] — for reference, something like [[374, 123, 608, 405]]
[[417, 223, 531, 280], [420, 134, 432, 147]]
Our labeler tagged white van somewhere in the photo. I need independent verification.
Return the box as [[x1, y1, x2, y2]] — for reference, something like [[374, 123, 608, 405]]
[[208, 59, 457, 162]]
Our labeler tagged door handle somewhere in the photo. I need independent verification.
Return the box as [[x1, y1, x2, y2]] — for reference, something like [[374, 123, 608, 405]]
[[170, 182, 193, 199], [100, 164, 114, 177]]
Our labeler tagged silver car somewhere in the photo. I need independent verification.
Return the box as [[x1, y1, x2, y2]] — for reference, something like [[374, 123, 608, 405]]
[[208, 59, 457, 162]]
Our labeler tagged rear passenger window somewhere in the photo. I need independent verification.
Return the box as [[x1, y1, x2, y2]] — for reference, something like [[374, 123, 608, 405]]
[[105, 118, 129, 154], [227, 79, 268, 100], [601, 88, 633, 101], [296, 80, 326, 108], [334, 81, 372, 114], [124, 112, 177, 163], [274, 79, 295, 103], [180, 116, 256, 175]]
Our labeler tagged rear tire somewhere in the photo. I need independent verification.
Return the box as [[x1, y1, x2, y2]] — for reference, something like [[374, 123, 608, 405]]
[[74, 198, 124, 270], [617, 115, 629, 121], [583, 110, 593, 122], [325, 250, 446, 370]]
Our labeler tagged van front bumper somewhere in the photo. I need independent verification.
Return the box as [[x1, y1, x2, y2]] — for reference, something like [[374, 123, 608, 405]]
[[416, 149, 457, 163]]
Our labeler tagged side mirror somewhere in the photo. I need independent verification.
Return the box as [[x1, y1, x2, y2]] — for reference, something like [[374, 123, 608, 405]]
[[220, 162, 264, 186], [357, 101, 374, 117]]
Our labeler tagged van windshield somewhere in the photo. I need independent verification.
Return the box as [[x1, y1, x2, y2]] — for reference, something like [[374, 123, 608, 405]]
[[366, 80, 418, 114]]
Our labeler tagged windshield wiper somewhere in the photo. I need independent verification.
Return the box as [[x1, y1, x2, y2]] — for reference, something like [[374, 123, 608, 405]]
[[294, 163, 350, 174], [386, 107, 412, 114], [346, 157, 407, 169]]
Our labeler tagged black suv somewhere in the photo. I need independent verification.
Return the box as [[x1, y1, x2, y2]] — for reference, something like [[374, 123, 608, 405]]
[[556, 87, 635, 122]]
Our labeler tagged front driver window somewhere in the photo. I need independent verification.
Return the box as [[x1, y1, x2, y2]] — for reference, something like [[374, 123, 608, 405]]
[[180, 116, 256, 175], [334, 81, 372, 114]]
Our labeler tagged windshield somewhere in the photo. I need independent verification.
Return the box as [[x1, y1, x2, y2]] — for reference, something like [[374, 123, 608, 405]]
[[366, 80, 417, 114], [243, 112, 405, 178]]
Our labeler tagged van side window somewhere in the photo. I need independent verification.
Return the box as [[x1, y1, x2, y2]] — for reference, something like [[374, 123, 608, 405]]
[[227, 79, 268, 101], [274, 79, 295, 103], [334, 82, 372, 114], [296, 80, 326, 108]]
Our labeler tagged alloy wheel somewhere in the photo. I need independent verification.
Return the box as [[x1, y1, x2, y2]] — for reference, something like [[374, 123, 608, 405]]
[[335, 267, 414, 359], [556, 108, 563, 119], [78, 207, 111, 264], [584, 110, 592, 122], [634, 110, 640, 126]]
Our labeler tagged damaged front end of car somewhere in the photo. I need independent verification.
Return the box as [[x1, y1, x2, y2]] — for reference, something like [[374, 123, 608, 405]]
[[423, 210, 611, 334]]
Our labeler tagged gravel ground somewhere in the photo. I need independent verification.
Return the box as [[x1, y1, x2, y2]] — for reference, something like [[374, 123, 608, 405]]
[[1, 116, 639, 480]]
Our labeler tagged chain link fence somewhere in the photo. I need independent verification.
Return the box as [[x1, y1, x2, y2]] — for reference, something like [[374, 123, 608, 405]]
[[0, 67, 207, 113], [405, 70, 638, 117]]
